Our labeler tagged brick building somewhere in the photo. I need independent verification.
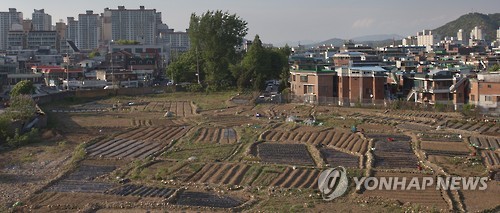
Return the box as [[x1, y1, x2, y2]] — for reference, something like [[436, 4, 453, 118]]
[[290, 66, 337, 104], [336, 66, 388, 106], [469, 72, 500, 115]]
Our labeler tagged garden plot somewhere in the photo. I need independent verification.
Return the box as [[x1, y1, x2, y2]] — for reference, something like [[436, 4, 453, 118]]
[[320, 148, 360, 168], [469, 136, 500, 150], [135, 101, 196, 117], [360, 171, 449, 211], [45, 165, 116, 193], [420, 141, 470, 156], [482, 150, 500, 169], [203, 115, 261, 127], [106, 184, 175, 198], [86, 126, 191, 159], [186, 163, 250, 185], [446, 120, 500, 134], [461, 180, 500, 212], [261, 129, 368, 154], [51, 102, 112, 113], [396, 123, 434, 131], [194, 127, 238, 144], [367, 134, 418, 169], [114, 126, 190, 142], [268, 167, 320, 189], [257, 143, 315, 166], [176, 191, 244, 208], [131, 118, 186, 127], [395, 111, 448, 120], [418, 132, 463, 142], [350, 113, 435, 126]]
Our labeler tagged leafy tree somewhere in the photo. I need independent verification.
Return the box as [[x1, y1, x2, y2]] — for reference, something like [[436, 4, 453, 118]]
[[236, 35, 290, 91], [488, 64, 500, 72], [6, 94, 37, 120], [10, 80, 35, 97], [166, 50, 199, 83], [189, 10, 248, 91]]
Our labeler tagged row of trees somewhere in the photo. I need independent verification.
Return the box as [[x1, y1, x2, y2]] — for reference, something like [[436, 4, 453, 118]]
[[167, 10, 290, 92]]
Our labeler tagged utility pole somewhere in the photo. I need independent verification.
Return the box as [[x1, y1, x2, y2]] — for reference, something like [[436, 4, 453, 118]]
[[196, 46, 200, 84]]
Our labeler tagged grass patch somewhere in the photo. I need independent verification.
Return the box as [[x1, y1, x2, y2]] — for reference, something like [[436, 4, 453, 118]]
[[143, 91, 238, 111]]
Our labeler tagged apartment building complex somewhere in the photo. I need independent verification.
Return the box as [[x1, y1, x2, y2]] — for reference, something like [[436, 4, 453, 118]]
[[32, 9, 51, 31], [102, 6, 158, 45], [0, 8, 22, 50]]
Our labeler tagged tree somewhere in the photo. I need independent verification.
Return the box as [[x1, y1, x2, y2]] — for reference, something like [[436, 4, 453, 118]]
[[488, 64, 500, 72], [189, 10, 248, 91], [236, 35, 290, 91], [166, 50, 199, 83], [10, 80, 35, 97], [6, 94, 37, 120]]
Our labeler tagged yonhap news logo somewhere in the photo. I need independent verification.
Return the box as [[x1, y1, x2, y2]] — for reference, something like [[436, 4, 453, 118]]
[[318, 166, 349, 201], [318, 167, 489, 201]]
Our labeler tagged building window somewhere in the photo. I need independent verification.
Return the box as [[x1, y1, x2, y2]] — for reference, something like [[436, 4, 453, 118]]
[[300, 75, 308, 82], [292, 75, 296, 81], [471, 95, 475, 101], [485, 96, 492, 102], [487, 84, 492, 88]]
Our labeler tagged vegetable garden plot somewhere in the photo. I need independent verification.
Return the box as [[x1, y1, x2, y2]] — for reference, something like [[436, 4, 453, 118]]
[[482, 150, 500, 169], [257, 143, 315, 166], [86, 126, 191, 159], [420, 141, 470, 156], [396, 123, 434, 131], [185, 163, 251, 185], [261, 129, 368, 154], [45, 165, 116, 193], [203, 115, 262, 127], [194, 127, 238, 144], [469, 136, 500, 150], [446, 120, 500, 134], [138, 101, 196, 117], [360, 171, 449, 211], [368, 134, 418, 169], [176, 191, 244, 208], [320, 148, 360, 168], [418, 133, 463, 142], [268, 167, 320, 189], [106, 185, 175, 198]]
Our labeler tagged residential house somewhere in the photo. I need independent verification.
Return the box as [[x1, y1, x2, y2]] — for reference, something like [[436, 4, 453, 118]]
[[336, 66, 388, 106], [469, 72, 500, 115], [290, 65, 337, 104]]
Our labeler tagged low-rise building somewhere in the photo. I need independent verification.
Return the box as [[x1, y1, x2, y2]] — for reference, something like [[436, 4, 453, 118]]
[[469, 72, 500, 115], [336, 66, 388, 106], [290, 66, 337, 104]]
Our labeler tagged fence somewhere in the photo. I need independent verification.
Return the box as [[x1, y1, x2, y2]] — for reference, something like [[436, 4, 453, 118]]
[[35, 86, 176, 105], [289, 94, 459, 112]]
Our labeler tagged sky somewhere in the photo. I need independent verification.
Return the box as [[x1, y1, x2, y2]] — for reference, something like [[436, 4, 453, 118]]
[[2, 0, 499, 45]]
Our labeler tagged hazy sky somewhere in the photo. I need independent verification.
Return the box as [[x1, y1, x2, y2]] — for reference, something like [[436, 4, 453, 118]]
[[2, 0, 499, 45]]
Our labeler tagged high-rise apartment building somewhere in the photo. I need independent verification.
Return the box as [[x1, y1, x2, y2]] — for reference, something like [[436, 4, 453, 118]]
[[77, 10, 100, 51], [470, 26, 484, 40], [417, 30, 439, 47], [457, 29, 468, 45], [0, 8, 23, 50], [103, 6, 158, 45], [32, 9, 52, 31]]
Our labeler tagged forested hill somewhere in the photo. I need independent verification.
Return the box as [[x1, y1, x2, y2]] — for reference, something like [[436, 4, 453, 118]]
[[433, 12, 500, 41]]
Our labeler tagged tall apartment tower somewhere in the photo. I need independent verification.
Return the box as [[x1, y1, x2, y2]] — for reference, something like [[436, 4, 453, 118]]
[[496, 27, 500, 42], [102, 6, 158, 45], [77, 10, 100, 51], [0, 8, 23, 50], [457, 29, 467, 45], [470, 26, 484, 40], [417, 30, 439, 47], [65, 17, 78, 53], [32, 9, 52, 31]]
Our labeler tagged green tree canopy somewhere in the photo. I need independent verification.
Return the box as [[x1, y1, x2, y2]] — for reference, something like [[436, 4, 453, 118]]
[[234, 35, 290, 91], [189, 10, 248, 91], [10, 80, 35, 97], [166, 50, 200, 83], [6, 94, 37, 120]]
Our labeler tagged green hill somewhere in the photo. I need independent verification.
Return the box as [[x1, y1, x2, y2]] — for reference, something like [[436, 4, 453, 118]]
[[433, 13, 499, 41]]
